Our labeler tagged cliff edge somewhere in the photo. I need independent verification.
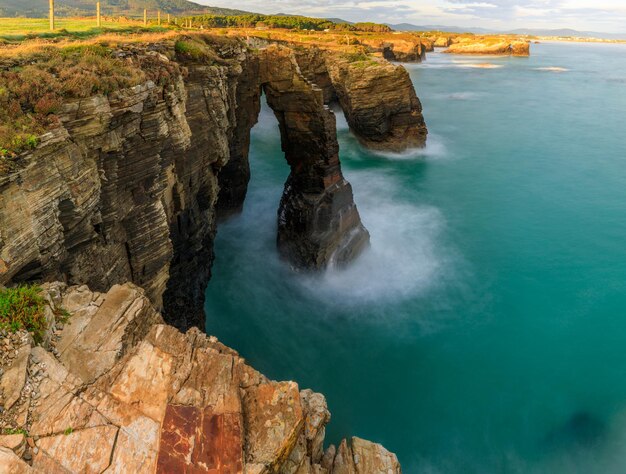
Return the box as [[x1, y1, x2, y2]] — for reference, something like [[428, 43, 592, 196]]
[[0, 283, 401, 473]]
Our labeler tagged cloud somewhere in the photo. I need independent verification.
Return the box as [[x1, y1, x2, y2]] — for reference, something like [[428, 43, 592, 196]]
[[199, 0, 626, 33], [444, 0, 562, 19]]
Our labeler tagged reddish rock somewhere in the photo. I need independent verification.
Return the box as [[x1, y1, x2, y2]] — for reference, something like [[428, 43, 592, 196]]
[[157, 405, 243, 473]]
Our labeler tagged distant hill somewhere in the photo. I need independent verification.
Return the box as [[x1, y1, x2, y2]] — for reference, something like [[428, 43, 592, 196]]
[[0, 0, 250, 18], [326, 17, 352, 25], [387, 23, 626, 40], [508, 28, 626, 40], [388, 23, 493, 34]]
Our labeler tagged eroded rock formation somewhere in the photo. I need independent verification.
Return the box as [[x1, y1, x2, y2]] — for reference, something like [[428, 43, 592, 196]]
[[326, 57, 428, 152], [444, 38, 530, 56], [0, 283, 401, 473], [288, 46, 428, 152], [361, 37, 427, 62], [260, 46, 369, 269], [0, 36, 373, 329]]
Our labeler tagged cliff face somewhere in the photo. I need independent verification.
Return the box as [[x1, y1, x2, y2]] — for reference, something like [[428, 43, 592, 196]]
[[0, 36, 374, 329], [0, 41, 242, 332], [444, 39, 531, 56], [260, 46, 369, 269], [0, 283, 401, 473], [326, 57, 428, 152]]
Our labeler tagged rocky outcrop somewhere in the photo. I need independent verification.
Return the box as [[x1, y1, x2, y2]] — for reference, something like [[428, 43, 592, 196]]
[[0, 40, 239, 331], [268, 43, 429, 153], [361, 38, 427, 62], [0, 283, 401, 473], [433, 36, 452, 48], [326, 57, 428, 152], [444, 39, 530, 56], [260, 46, 369, 269]]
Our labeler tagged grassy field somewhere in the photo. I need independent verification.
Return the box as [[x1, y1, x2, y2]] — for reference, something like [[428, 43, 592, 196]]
[[0, 17, 174, 41]]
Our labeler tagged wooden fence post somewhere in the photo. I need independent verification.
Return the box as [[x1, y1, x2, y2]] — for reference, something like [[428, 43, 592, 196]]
[[144, 9, 147, 26], [97, 2, 101, 27], [157, 10, 161, 26], [49, 0, 55, 31]]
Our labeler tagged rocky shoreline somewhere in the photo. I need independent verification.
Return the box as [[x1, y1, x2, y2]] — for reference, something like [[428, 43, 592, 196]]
[[0, 34, 427, 330], [0, 283, 401, 472], [0, 32, 427, 472]]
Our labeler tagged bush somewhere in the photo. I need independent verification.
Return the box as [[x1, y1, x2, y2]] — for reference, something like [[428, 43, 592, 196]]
[[344, 51, 371, 62], [0, 285, 48, 343]]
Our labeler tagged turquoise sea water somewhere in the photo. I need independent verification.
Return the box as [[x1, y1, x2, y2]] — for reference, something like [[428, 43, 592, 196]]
[[205, 42, 626, 473]]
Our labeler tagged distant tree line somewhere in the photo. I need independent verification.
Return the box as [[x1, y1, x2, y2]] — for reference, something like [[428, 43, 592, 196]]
[[187, 14, 392, 32]]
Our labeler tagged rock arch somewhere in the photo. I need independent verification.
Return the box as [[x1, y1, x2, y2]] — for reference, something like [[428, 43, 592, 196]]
[[257, 45, 369, 269]]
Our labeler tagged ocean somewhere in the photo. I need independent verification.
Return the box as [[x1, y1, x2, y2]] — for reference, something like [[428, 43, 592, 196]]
[[205, 41, 626, 473]]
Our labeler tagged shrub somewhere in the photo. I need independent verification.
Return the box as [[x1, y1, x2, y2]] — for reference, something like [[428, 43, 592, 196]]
[[0, 44, 150, 162], [344, 51, 371, 62], [0, 285, 48, 343], [175, 39, 217, 64]]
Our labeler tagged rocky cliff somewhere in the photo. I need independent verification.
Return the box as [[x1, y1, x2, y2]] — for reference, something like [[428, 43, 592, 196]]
[[292, 46, 428, 152], [0, 35, 377, 329], [444, 38, 530, 56], [1, 34, 429, 328], [0, 283, 401, 473], [0, 32, 430, 471]]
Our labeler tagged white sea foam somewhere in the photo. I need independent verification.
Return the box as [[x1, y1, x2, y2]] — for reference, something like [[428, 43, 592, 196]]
[[432, 91, 486, 101], [298, 170, 456, 307], [535, 66, 569, 73], [367, 134, 448, 161]]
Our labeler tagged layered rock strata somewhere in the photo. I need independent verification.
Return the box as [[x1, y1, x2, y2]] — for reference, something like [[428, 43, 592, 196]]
[[0, 283, 401, 473], [289, 46, 428, 152], [326, 57, 428, 152], [0, 36, 371, 329], [444, 39, 530, 56], [260, 46, 369, 268]]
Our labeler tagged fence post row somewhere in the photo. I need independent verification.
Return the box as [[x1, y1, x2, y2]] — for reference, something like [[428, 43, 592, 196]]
[[45, 3, 180, 30]]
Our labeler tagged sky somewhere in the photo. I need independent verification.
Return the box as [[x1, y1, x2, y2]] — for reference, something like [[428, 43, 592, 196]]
[[198, 0, 626, 33]]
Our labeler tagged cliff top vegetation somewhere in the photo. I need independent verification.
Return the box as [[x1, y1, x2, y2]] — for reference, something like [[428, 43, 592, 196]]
[[184, 14, 391, 33], [0, 32, 238, 168], [0, 285, 47, 342]]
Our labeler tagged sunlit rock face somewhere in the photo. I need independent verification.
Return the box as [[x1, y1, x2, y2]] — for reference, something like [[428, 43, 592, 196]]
[[326, 57, 428, 152], [0, 282, 401, 473], [291, 46, 428, 153]]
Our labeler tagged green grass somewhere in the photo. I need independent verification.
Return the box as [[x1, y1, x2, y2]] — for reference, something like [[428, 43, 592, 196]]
[[2, 428, 28, 435], [0, 285, 48, 343], [0, 18, 173, 42]]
